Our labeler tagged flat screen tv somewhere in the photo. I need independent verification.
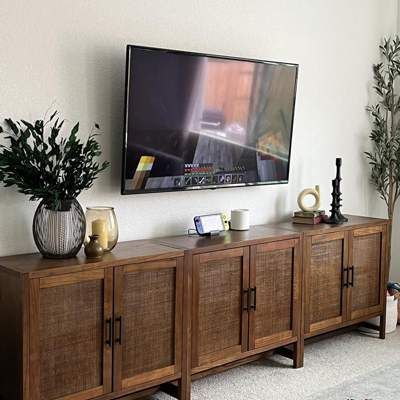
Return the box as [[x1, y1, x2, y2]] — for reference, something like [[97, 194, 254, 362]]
[[122, 45, 298, 194]]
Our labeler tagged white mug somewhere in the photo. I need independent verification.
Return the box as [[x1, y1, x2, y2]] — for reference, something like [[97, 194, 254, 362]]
[[230, 209, 250, 231]]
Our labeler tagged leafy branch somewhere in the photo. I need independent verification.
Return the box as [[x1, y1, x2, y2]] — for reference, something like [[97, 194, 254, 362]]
[[365, 36, 400, 272], [0, 111, 109, 211]]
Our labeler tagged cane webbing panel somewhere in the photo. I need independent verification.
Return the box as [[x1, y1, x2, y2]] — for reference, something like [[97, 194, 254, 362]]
[[255, 248, 293, 338], [197, 257, 242, 356], [122, 268, 175, 379], [352, 233, 381, 311], [310, 239, 343, 324], [39, 280, 104, 400]]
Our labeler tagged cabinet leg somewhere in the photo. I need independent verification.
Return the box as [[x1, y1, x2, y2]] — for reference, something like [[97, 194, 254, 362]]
[[178, 375, 191, 400], [293, 341, 304, 369], [379, 315, 386, 339]]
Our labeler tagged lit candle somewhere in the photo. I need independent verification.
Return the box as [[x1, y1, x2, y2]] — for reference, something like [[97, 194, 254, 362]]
[[92, 219, 108, 250]]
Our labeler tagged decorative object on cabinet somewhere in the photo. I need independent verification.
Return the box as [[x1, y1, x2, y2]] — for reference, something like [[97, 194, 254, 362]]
[[365, 36, 400, 274], [324, 158, 348, 224], [292, 210, 325, 225], [33, 198, 86, 258], [297, 185, 321, 212], [230, 209, 250, 231], [84, 234, 104, 259], [85, 206, 119, 251], [0, 111, 109, 258]]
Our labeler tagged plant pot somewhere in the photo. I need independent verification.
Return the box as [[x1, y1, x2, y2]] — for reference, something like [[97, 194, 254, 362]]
[[33, 199, 86, 259], [367, 295, 398, 334]]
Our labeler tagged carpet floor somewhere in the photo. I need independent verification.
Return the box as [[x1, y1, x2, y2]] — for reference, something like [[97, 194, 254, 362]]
[[153, 327, 400, 400]]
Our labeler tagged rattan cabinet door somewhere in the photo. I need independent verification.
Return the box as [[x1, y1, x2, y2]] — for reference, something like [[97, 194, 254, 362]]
[[191, 247, 249, 370], [348, 225, 386, 320], [304, 231, 348, 337], [113, 258, 183, 392], [248, 239, 301, 350], [29, 269, 113, 400]]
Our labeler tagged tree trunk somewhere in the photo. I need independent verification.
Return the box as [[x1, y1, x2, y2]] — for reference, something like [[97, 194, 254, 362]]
[[387, 203, 394, 280], [388, 217, 392, 277]]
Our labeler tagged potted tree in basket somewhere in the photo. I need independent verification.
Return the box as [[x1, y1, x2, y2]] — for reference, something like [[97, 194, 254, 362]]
[[366, 36, 400, 273], [0, 111, 109, 258]]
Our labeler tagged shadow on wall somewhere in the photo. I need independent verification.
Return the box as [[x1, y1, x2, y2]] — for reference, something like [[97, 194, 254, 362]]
[[88, 44, 126, 193], [273, 191, 292, 222], [0, 189, 37, 255], [61, 41, 127, 194], [271, 156, 304, 223]]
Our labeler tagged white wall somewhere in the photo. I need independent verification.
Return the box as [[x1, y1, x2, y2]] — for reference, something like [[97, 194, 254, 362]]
[[390, 0, 400, 282], [0, 0, 397, 258]]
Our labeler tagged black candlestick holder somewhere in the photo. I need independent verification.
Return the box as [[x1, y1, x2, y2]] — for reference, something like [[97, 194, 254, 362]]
[[325, 158, 348, 225]]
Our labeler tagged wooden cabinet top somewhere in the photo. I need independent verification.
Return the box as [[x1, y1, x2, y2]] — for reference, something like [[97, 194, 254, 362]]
[[156, 224, 300, 253], [272, 215, 388, 235], [0, 240, 184, 278], [0, 215, 387, 278]]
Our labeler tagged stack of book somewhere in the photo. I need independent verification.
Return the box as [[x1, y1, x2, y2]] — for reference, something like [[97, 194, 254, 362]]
[[292, 210, 325, 225]]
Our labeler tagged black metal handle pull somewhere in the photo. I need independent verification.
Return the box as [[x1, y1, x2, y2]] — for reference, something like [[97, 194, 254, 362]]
[[242, 289, 249, 311], [115, 316, 122, 345], [105, 318, 112, 346], [343, 267, 349, 288], [250, 287, 257, 311], [349, 266, 354, 287]]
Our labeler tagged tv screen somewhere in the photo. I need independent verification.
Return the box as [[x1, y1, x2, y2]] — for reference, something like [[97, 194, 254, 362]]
[[122, 45, 298, 194]]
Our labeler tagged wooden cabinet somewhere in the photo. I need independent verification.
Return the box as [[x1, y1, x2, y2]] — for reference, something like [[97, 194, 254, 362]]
[[0, 241, 184, 400], [113, 258, 183, 391], [27, 258, 183, 400], [0, 216, 389, 400], [191, 247, 249, 368], [191, 238, 301, 372], [303, 224, 387, 338], [29, 269, 114, 400]]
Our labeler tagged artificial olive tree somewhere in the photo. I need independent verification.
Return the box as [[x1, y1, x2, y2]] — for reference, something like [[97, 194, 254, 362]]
[[366, 36, 400, 271]]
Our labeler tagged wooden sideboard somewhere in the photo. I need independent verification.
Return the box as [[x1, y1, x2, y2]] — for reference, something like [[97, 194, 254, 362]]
[[0, 215, 388, 400]]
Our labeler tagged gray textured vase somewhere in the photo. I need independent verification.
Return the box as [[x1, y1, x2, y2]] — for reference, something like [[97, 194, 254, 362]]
[[32, 199, 86, 259]]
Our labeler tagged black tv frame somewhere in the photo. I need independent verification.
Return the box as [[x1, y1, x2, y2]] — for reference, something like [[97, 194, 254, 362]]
[[121, 44, 299, 195]]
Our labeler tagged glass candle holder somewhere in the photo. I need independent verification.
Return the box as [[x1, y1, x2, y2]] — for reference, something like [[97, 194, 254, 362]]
[[85, 206, 118, 252]]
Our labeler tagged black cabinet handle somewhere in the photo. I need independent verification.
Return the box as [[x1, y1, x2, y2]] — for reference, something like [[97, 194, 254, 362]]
[[342, 267, 349, 288], [115, 316, 123, 345], [349, 266, 355, 287], [242, 289, 249, 311], [250, 287, 257, 311], [105, 318, 112, 347]]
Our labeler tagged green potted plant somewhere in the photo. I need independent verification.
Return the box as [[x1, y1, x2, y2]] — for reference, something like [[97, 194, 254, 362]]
[[0, 111, 109, 258], [366, 36, 400, 273]]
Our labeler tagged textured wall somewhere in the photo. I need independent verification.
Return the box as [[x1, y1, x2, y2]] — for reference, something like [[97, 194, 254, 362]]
[[390, 2, 400, 282], [0, 0, 397, 259]]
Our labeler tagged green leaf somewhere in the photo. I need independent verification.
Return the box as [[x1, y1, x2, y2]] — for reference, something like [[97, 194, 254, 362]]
[[49, 110, 58, 121], [0, 110, 109, 207], [71, 122, 79, 136], [4, 118, 19, 134]]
